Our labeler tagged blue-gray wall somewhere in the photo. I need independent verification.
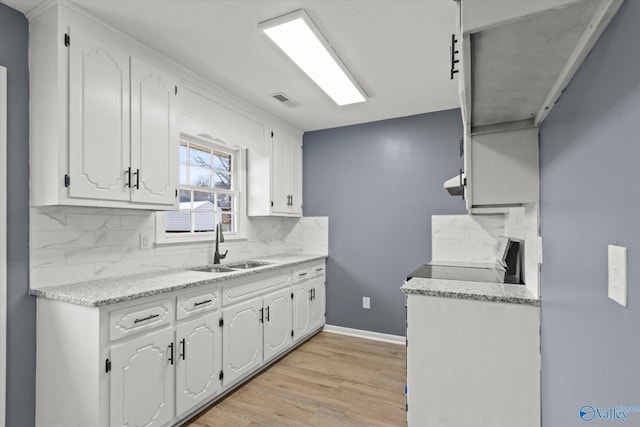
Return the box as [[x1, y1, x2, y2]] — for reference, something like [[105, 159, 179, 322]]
[[0, 4, 34, 427], [540, 1, 640, 425], [303, 111, 466, 335]]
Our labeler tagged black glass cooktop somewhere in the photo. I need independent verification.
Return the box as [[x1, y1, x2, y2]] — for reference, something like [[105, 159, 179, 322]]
[[407, 264, 505, 283]]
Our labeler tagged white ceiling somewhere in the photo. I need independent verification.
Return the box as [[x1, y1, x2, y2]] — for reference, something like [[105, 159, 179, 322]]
[[4, 0, 460, 131]]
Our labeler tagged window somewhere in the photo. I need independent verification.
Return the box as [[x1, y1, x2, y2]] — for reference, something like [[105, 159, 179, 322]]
[[163, 135, 240, 239]]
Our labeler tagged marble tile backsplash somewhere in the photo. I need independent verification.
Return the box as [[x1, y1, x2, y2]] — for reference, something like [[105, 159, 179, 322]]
[[431, 214, 504, 263], [431, 204, 540, 298], [30, 207, 328, 289]]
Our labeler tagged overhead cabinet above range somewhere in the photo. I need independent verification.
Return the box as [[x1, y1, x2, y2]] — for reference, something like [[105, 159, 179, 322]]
[[452, 0, 623, 210], [30, 3, 181, 210], [458, 0, 623, 133]]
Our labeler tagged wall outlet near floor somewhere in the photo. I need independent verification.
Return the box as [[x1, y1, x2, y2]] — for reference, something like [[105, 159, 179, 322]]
[[140, 232, 154, 250], [608, 244, 627, 307], [362, 296, 370, 309]]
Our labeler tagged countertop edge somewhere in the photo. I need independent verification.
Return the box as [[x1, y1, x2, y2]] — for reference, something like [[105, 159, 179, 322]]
[[401, 287, 541, 307], [400, 276, 541, 307]]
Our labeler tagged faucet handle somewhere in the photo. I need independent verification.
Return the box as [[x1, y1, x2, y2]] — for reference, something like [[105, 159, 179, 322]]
[[220, 250, 228, 260]]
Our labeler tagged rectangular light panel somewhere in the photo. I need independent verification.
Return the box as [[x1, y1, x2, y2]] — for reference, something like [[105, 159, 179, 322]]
[[259, 10, 366, 106]]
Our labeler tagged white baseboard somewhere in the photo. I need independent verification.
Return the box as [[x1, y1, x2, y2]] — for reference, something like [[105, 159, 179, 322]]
[[323, 324, 405, 345]]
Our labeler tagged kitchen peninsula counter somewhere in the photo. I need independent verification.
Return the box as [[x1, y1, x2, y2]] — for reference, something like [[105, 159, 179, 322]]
[[400, 276, 540, 307]]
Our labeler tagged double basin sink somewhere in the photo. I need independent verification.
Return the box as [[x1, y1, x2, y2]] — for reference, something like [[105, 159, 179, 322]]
[[190, 260, 273, 274]]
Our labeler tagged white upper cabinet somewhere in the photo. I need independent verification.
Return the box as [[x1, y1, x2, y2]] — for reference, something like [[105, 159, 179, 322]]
[[30, 3, 180, 210], [68, 26, 131, 202], [466, 127, 539, 209], [271, 127, 303, 216], [130, 57, 179, 205], [247, 125, 303, 217]]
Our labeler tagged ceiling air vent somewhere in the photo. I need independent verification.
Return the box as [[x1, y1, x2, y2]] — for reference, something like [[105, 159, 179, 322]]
[[271, 92, 300, 108]]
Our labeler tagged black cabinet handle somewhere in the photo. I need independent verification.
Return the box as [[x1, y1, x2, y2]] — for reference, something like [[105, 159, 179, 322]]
[[312, 288, 316, 300], [125, 167, 132, 188], [133, 169, 140, 189], [168, 342, 174, 365], [450, 33, 459, 80], [180, 338, 186, 361], [309, 289, 313, 301], [133, 313, 159, 324], [259, 307, 264, 323], [266, 306, 270, 322], [194, 299, 212, 307]]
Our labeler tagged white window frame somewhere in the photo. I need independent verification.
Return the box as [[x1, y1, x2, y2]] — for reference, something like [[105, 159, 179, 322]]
[[156, 133, 247, 245]]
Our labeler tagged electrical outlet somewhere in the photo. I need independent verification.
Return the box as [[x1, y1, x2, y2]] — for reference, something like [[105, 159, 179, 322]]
[[362, 296, 370, 309], [608, 245, 627, 307], [139, 232, 154, 250]]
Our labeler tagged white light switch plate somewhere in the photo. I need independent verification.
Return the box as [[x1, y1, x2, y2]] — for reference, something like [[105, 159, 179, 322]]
[[608, 245, 627, 307]]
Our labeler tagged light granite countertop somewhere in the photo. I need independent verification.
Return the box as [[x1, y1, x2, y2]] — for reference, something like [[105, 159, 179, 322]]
[[400, 277, 540, 307], [29, 253, 327, 307]]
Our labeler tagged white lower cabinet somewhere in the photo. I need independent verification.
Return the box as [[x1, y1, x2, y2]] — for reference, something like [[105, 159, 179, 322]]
[[222, 296, 264, 387], [406, 294, 540, 427], [292, 284, 311, 340], [292, 270, 326, 342], [35, 260, 325, 427], [109, 328, 175, 427], [263, 287, 293, 362], [222, 286, 293, 387], [175, 312, 222, 417]]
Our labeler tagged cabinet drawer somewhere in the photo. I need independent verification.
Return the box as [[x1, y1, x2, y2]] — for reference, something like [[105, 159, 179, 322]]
[[176, 287, 221, 320], [292, 267, 311, 284], [309, 262, 325, 278], [223, 272, 291, 306], [109, 299, 174, 341]]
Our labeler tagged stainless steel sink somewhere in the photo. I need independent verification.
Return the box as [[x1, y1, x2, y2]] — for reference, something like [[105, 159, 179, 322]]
[[189, 260, 272, 273], [224, 261, 272, 270], [190, 265, 237, 273]]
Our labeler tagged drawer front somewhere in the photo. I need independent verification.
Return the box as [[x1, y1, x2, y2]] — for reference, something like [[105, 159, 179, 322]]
[[176, 287, 221, 320], [223, 272, 291, 306], [292, 266, 310, 284], [109, 299, 174, 341], [309, 262, 326, 279]]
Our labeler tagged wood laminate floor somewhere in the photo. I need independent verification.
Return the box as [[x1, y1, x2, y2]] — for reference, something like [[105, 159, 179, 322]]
[[186, 332, 407, 427]]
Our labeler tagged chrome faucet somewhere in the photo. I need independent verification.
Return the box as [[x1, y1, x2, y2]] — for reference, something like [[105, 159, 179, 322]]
[[213, 222, 228, 264]]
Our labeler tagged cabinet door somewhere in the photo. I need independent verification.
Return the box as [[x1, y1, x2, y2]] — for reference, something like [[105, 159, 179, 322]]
[[130, 57, 178, 206], [109, 328, 174, 427], [288, 135, 303, 216], [68, 26, 131, 202], [222, 296, 263, 387], [292, 284, 311, 342], [263, 287, 292, 362], [175, 312, 222, 417], [309, 279, 326, 330], [271, 129, 289, 214]]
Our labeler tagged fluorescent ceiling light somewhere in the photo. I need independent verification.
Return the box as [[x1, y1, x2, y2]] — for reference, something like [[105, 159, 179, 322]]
[[259, 10, 366, 106]]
